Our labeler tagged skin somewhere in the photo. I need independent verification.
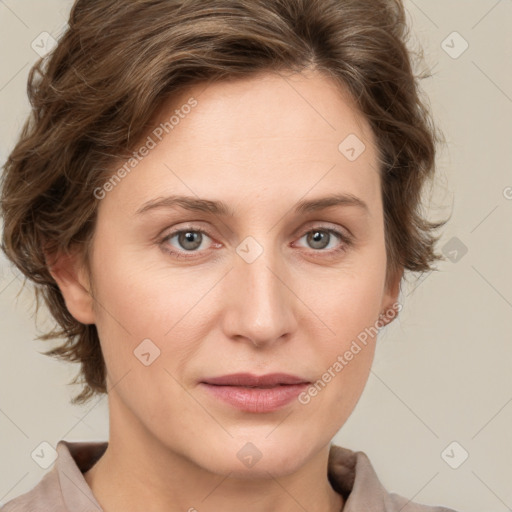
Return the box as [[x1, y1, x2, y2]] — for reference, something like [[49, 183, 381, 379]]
[[49, 68, 402, 512]]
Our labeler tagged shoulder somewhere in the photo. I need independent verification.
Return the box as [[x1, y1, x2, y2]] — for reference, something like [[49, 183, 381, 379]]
[[1, 440, 106, 512], [1, 467, 64, 512]]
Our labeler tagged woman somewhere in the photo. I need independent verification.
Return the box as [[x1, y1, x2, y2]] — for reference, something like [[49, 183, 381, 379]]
[[0, 0, 456, 511]]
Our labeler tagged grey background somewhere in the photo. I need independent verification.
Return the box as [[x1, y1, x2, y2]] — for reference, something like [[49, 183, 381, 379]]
[[0, 1, 511, 511]]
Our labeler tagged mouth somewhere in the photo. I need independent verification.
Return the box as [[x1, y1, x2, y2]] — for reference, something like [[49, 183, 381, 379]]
[[199, 373, 311, 413], [202, 372, 309, 387]]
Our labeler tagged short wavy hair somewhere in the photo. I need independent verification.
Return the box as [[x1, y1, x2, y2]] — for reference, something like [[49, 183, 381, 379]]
[[1, 0, 449, 404]]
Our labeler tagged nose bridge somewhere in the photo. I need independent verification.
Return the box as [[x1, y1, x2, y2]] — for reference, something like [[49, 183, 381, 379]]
[[224, 239, 295, 346]]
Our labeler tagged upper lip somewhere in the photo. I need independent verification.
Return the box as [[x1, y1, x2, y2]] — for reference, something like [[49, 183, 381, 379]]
[[201, 373, 310, 387]]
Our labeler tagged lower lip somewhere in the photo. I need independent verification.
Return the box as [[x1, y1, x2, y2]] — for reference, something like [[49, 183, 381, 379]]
[[199, 383, 309, 413]]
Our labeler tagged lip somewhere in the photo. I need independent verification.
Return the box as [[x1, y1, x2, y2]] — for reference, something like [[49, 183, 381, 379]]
[[199, 373, 310, 413], [202, 372, 309, 387]]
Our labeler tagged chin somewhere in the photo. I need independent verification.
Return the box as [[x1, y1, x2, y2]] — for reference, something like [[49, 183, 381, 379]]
[[186, 433, 314, 479]]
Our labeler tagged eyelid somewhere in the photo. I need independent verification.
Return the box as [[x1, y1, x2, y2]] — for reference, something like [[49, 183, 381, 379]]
[[298, 221, 352, 239], [159, 224, 217, 257], [293, 225, 353, 252]]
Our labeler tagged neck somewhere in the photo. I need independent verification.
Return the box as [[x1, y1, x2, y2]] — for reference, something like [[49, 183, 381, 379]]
[[83, 398, 344, 512]]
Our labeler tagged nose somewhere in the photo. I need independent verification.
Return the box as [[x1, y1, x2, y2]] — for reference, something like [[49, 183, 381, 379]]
[[220, 246, 298, 349]]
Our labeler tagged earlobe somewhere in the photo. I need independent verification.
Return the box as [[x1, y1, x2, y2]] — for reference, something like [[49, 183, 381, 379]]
[[46, 248, 96, 325]]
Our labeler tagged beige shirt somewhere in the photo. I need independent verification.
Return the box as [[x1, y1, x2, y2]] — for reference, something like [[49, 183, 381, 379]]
[[1, 440, 458, 511]]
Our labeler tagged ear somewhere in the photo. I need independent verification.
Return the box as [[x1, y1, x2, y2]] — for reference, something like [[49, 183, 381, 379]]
[[379, 266, 403, 327], [46, 247, 96, 325]]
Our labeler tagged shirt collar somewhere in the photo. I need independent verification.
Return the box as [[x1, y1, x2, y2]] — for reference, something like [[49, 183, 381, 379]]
[[57, 440, 105, 511]]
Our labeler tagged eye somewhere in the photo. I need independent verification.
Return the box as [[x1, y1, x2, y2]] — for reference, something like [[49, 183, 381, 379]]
[[159, 224, 353, 260], [295, 227, 352, 255], [160, 226, 216, 259]]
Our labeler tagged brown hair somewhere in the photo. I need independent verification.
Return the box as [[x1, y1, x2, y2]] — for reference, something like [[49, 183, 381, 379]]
[[0, 0, 449, 404]]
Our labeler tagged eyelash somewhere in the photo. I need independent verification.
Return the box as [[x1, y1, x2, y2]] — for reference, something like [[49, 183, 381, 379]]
[[159, 224, 354, 260]]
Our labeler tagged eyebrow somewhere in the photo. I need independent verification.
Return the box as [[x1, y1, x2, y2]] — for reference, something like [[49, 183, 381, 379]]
[[135, 193, 369, 217]]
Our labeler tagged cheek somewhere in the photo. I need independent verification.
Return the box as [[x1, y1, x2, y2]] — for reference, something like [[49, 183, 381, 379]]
[[88, 241, 212, 390], [301, 314, 378, 434], [319, 284, 379, 383], [310, 269, 385, 345], [302, 267, 385, 414], [91, 242, 180, 335]]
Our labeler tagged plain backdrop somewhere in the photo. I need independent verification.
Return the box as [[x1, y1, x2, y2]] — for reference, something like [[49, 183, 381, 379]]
[[0, 1, 511, 511]]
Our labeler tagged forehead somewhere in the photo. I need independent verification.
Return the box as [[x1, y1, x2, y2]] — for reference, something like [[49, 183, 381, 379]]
[[100, 70, 382, 217], [160, 69, 376, 154]]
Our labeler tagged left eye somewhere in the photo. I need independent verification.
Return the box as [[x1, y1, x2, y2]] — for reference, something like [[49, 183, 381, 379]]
[[297, 229, 344, 251], [161, 226, 350, 259]]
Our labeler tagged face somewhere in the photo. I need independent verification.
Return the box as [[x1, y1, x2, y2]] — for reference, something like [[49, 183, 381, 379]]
[[58, 69, 401, 478]]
